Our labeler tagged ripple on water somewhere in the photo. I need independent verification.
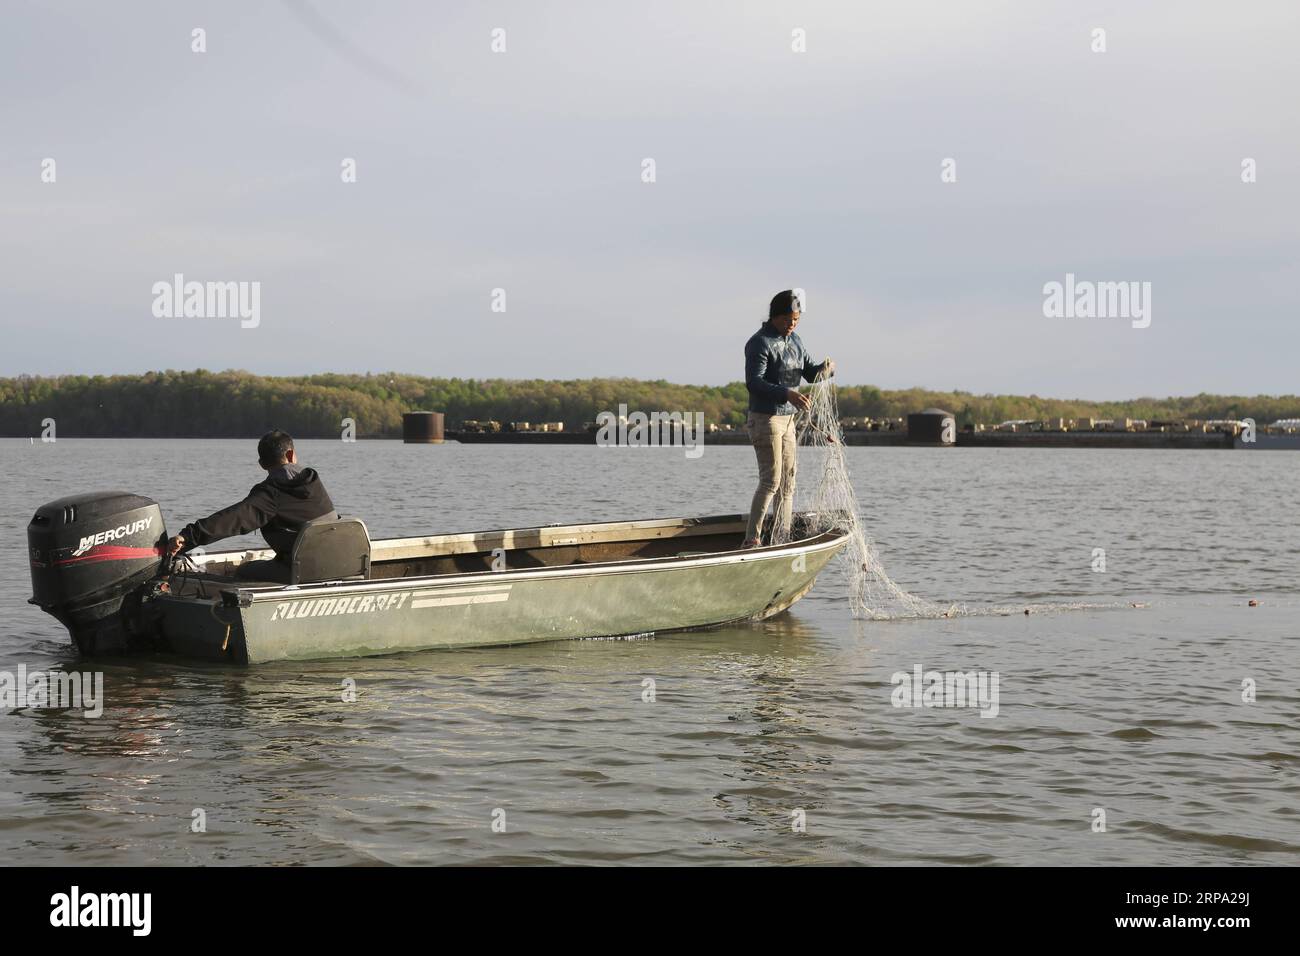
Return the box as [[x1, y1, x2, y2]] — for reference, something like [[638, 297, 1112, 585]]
[[1107, 727, 1162, 741]]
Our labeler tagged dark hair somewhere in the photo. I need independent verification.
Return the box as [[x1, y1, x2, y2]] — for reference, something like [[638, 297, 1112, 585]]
[[768, 289, 802, 319], [257, 430, 294, 467]]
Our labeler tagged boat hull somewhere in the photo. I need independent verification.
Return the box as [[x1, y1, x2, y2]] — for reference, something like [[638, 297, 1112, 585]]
[[153, 517, 848, 663]]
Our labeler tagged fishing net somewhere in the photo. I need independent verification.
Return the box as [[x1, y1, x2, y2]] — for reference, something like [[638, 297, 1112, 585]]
[[777, 373, 950, 620], [764, 373, 1132, 621]]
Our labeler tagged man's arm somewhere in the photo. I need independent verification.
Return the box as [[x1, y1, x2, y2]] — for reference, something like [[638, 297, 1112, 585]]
[[802, 348, 834, 382], [745, 339, 790, 402], [175, 485, 277, 551]]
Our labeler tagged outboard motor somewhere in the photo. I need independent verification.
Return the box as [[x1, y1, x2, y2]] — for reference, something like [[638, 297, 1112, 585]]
[[28, 492, 166, 654]]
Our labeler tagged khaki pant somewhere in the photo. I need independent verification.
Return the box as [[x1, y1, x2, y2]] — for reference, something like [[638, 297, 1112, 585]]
[[746, 412, 796, 542]]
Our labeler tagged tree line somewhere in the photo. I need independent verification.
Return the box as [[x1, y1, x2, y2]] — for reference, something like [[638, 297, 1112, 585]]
[[1, 369, 1297, 437]]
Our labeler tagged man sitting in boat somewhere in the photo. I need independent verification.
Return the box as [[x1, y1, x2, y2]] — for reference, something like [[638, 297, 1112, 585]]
[[742, 290, 833, 548], [165, 430, 338, 582]]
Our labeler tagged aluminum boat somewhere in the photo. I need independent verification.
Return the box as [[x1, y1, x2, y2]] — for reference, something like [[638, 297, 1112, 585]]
[[28, 492, 851, 663]]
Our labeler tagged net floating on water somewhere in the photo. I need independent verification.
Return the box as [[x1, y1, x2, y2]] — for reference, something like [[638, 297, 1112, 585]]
[[780, 377, 1135, 622]]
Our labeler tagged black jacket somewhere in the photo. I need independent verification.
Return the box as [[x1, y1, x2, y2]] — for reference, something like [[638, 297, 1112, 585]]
[[180, 464, 337, 560]]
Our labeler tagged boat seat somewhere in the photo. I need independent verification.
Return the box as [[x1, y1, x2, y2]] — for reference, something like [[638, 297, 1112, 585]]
[[289, 516, 372, 585]]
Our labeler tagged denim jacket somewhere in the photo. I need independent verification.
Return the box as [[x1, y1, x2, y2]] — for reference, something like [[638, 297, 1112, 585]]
[[744, 322, 826, 414]]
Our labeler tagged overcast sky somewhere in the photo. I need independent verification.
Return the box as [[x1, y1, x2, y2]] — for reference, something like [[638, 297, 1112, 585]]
[[1, 0, 1296, 398]]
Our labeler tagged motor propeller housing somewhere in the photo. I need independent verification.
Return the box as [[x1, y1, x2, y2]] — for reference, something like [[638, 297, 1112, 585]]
[[28, 491, 166, 654]]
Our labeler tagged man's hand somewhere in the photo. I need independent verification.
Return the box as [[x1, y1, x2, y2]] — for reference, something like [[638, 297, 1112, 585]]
[[786, 388, 811, 411], [822, 357, 835, 377], [166, 535, 186, 557]]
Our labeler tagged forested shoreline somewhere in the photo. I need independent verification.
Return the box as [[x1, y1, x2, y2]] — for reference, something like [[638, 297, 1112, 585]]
[[1, 370, 1296, 438]]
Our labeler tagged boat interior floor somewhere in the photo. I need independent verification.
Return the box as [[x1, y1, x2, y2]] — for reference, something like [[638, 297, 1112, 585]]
[[169, 528, 758, 596], [369, 530, 749, 579]]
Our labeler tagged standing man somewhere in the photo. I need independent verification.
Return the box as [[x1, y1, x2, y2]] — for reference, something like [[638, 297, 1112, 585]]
[[742, 290, 833, 547]]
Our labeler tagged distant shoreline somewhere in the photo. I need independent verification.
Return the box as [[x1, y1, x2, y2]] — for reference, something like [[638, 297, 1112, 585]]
[[450, 430, 1246, 450], [12, 432, 1286, 449], [4, 370, 1299, 442]]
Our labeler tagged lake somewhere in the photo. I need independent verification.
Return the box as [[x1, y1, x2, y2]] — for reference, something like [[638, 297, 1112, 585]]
[[1, 439, 1296, 864]]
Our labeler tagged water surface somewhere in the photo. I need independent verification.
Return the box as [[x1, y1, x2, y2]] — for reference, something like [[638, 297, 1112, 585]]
[[1, 439, 1296, 864]]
